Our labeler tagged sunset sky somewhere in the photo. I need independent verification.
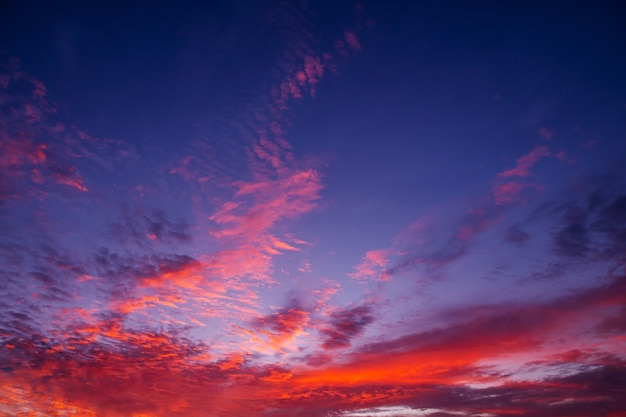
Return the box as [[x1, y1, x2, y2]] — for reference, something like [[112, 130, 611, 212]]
[[1, 1, 625, 416]]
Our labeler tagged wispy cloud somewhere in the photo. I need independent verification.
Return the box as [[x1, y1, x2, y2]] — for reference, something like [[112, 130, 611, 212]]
[[498, 145, 550, 178]]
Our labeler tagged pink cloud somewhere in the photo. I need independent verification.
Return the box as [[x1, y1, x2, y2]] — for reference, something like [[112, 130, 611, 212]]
[[50, 166, 88, 191], [555, 148, 577, 164], [287, 77, 302, 99], [350, 249, 393, 281], [0, 137, 47, 168], [498, 145, 550, 178], [252, 136, 285, 171], [295, 70, 308, 86], [30, 78, 47, 100], [539, 126, 555, 140], [344, 31, 362, 52], [0, 60, 136, 199], [456, 208, 500, 241], [490, 145, 553, 205], [334, 40, 349, 57], [304, 55, 324, 88], [0, 73, 9, 89], [493, 181, 532, 205], [205, 168, 322, 284], [212, 169, 323, 240]]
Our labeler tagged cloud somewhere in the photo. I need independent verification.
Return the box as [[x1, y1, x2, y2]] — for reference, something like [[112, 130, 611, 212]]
[[504, 224, 530, 245], [47, 164, 88, 191], [362, 144, 557, 282], [206, 168, 323, 283], [321, 305, 375, 350], [536, 182, 626, 262], [538, 126, 555, 140], [344, 31, 362, 52], [593, 193, 626, 261], [350, 249, 393, 281], [340, 406, 466, 417], [498, 146, 550, 179], [93, 249, 200, 285], [0, 10, 383, 417], [248, 302, 310, 352], [108, 206, 193, 247], [335, 40, 349, 57], [553, 205, 590, 258], [2, 271, 626, 416], [492, 180, 536, 205], [383, 207, 502, 279], [3, 4, 625, 417], [492, 146, 551, 205], [0, 57, 132, 202], [296, 267, 626, 387]]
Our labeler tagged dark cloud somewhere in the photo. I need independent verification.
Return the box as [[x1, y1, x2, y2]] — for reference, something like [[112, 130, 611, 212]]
[[109, 206, 193, 247], [91, 249, 200, 302], [341, 272, 626, 389], [299, 352, 333, 367], [386, 176, 626, 284], [553, 205, 590, 258], [549, 186, 626, 263], [0, 240, 84, 344], [596, 305, 626, 334], [396, 364, 626, 417], [0, 241, 27, 269], [384, 234, 469, 279], [93, 249, 198, 283], [593, 194, 626, 261], [254, 304, 308, 336], [504, 224, 531, 245], [496, 177, 626, 285], [321, 305, 374, 350], [385, 205, 504, 280]]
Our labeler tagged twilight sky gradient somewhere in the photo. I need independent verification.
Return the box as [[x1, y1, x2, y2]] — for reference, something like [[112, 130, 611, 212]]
[[1, 1, 626, 416]]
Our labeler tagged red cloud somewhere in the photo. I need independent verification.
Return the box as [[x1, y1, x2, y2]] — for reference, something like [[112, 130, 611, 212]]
[[250, 305, 310, 352], [2, 272, 625, 416]]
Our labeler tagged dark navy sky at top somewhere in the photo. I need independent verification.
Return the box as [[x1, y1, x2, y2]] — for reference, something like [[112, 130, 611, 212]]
[[2, 1, 623, 137], [1, 0, 625, 245]]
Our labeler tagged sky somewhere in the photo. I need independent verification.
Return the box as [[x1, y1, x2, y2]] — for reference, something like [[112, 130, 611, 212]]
[[1, 1, 625, 416]]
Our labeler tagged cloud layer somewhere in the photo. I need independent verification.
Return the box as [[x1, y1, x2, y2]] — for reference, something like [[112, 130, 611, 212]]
[[1, 2, 625, 417]]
